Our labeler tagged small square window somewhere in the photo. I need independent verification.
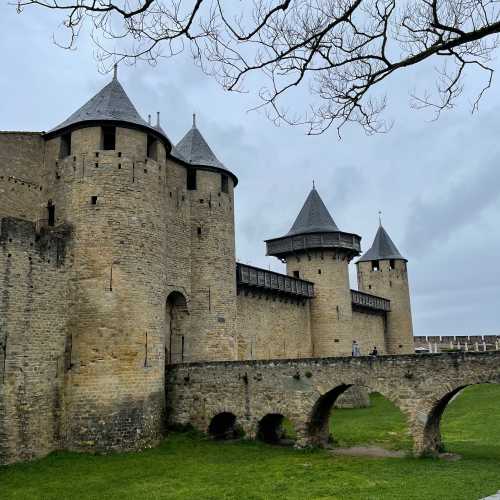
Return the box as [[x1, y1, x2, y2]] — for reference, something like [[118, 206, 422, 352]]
[[293, 270, 299, 278], [91, 196, 98, 205], [197, 227, 202, 235], [318, 269, 322, 274], [371, 260, 380, 271]]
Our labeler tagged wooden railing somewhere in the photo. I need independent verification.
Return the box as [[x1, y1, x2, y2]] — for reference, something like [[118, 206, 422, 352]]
[[236, 263, 314, 298], [351, 289, 391, 312]]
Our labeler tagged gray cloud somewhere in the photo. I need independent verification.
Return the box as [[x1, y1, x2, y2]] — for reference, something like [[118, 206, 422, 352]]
[[404, 158, 500, 256]]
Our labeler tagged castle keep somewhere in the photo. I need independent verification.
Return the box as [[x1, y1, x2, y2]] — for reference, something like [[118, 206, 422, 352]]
[[0, 70, 413, 464]]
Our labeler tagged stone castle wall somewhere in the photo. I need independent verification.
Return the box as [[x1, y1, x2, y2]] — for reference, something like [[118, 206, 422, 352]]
[[0, 218, 71, 464], [236, 293, 312, 360], [286, 250, 354, 357], [0, 122, 416, 465], [0, 133, 46, 222], [188, 169, 237, 361], [43, 126, 186, 453], [351, 310, 387, 355], [357, 259, 414, 354]]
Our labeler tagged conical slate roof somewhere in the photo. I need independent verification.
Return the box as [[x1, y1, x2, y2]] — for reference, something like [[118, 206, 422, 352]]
[[175, 116, 225, 170], [357, 225, 406, 262], [286, 187, 339, 236], [48, 70, 170, 144]]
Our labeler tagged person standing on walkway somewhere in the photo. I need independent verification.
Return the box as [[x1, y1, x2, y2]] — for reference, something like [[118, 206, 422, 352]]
[[352, 340, 361, 357]]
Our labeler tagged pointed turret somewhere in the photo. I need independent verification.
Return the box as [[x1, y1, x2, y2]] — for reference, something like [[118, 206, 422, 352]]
[[46, 68, 170, 147], [286, 187, 339, 236], [173, 114, 237, 185], [266, 186, 360, 260], [356, 221, 414, 354], [266, 185, 362, 357], [357, 225, 406, 263]]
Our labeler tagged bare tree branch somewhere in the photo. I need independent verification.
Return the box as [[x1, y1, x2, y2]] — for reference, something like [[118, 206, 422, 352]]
[[13, 0, 500, 134]]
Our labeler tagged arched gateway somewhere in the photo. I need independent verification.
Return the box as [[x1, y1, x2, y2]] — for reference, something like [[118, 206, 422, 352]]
[[166, 352, 500, 456]]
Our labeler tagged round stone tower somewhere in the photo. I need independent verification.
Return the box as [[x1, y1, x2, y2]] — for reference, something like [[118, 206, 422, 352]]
[[356, 224, 414, 354], [173, 114, 238, 361], [266, 187, 361, 356], [43, 67, 177, 452]]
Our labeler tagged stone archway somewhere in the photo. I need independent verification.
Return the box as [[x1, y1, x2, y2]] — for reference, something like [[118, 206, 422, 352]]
[[208, 412, 240, 440], [257, 413, 290, 444], [307, 384, 352, 447], [417, 381, 500, 456], [166, 291, 189, 364]]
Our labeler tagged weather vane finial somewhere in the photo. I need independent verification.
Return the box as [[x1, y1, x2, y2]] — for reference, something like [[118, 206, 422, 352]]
[[193, 113, 196, 127], [312, 179, 315, 189], [113, 63, 118, 80], [378, 210, 382, 226]]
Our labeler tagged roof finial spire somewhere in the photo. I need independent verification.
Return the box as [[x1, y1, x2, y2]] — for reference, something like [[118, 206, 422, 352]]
[[378, 210, 382, 227], [113, 63, 118, 80], [192, 113, 196, 128], [312, 179, 315, 189], [156, 111, 160, 127], [148, 114, 151, 125]]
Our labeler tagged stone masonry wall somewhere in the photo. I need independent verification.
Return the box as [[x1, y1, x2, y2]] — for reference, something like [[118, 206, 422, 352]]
[[357, 259, 414, 354], [0, 133, 46, 222], [188, 169, 237, 361], [236, 293, 312, 360], [0, 218, 71, 464], [43, 126, 191, 453], [351, 310, 387, 355], [166, 352, 500, 456], [286, 249, 354, 357]]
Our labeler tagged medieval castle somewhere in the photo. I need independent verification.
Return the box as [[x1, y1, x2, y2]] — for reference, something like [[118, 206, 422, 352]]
[[0, 69, 414, 464]]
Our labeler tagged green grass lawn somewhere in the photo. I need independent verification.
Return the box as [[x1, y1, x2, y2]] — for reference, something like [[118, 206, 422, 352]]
[[1, 384, 500, 500]]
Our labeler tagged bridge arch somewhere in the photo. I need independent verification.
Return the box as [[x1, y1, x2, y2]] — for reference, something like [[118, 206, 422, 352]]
[[257, 413, 298, 445], [419, 379, 500, 455], [208, 412, 240, 440], [307, 382, 411, 448]]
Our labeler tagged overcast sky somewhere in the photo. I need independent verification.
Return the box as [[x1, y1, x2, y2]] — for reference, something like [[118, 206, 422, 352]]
[[1, 4, 499, 337]]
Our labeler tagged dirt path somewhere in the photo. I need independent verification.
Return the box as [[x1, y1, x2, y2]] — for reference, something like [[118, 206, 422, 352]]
[[327, 446, 407, 458], [327, 446, 462, 460]]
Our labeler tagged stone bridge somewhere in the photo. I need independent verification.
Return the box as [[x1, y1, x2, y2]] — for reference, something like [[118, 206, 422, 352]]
[[166, 352, 500, 456]]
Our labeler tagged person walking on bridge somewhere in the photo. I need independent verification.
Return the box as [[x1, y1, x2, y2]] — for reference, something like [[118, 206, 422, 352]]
[[352, 340, 361, 357]]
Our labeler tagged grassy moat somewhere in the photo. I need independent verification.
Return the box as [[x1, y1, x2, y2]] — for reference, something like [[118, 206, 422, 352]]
[[2, 385, 500, 499]]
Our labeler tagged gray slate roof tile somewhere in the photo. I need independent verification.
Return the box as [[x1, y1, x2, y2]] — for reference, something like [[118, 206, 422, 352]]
[[357, 225, 406, 262], [286, 187, 339, 236], [175, 119, 225, 170], [49, 74, 170, 144]]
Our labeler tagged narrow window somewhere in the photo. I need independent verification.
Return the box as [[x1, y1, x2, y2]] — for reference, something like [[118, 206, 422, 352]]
[[389, 259, 396, 270], [197, 227, 202, 235], [371, 260, 380, 271], [59, 132, 71, 158], [147, 135, 158, 160], [91, 196, 98, 205], [187, 169, 197, 190], [221, 174, 229, 194], [101, 126, 116, 150], [293, 270, 299, 278], [318, 269, 322, 275], [47, 201, 55, 226]]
